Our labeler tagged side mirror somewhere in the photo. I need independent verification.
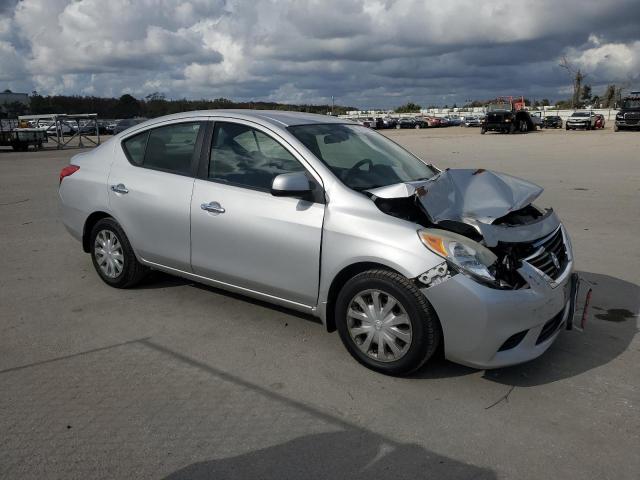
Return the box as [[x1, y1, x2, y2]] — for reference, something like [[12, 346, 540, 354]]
[[271, 172, 311, 197]]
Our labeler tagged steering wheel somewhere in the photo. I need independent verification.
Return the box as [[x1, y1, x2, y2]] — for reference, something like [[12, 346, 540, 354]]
[[344, 158, 374, 184]]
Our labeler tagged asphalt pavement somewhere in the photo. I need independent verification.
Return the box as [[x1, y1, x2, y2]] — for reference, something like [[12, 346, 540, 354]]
[[1, 126, 638, 479]]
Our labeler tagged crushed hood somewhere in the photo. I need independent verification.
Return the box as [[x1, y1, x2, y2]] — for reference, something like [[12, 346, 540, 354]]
[[367, 168, 560, 246]]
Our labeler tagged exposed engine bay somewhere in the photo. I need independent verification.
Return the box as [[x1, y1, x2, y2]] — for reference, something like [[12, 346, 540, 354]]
[[366, 168, 567, 289]]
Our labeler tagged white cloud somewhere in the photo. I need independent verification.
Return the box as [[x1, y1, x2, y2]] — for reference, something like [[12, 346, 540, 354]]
[[0, 0, 638, 107]]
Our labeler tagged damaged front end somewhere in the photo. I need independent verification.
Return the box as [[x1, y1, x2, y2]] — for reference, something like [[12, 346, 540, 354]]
[[367, 168, 571, 290]]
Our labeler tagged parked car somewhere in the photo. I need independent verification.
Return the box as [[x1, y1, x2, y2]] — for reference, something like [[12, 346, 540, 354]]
[[112, 118, 146, 135], [426, 116, 443, 128], [566, 111, 596, 130], [46, 122, 75, 136], [462, 116, 482, 127], [529, 111, 543, 129], [594, 114, 605, 129], [444, 116, 462, 126], [541, 116, 563, 129], [614, 92, 640, 131], [380, 117, 398, 129], [59, 111, 577, 375], [439, 117, 450, 127], [412, 117, 428, 128], [395, 117, 417, 129]]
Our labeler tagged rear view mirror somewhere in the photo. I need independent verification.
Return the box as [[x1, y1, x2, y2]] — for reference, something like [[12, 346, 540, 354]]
[[271, 172, 311, 197], [323, 131, 349, 144]]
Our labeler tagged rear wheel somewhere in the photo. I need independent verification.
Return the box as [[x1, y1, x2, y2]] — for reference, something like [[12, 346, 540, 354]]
[[90, 218, 147, 288], [335, 269, 441, 376]]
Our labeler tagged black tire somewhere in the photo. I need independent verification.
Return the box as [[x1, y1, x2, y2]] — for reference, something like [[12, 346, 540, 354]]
[[480, 127, 486, 134], [90, 217, 148, 288], [335, 269, 441, 376]]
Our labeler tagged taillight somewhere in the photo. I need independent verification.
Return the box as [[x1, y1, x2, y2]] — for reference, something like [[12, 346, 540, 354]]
[[59, 165, 80, 185]]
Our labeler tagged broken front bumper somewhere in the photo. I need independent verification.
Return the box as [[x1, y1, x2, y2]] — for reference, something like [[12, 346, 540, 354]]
[[421, 260, 574, 369]]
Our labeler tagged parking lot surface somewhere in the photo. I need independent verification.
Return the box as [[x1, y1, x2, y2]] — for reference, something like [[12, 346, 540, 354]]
[[1, 127, 639, 479]]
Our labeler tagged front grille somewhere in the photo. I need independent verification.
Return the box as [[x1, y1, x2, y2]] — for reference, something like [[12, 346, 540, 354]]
[[523, 227, 568, 279], [624, 112, 640, 120], [536, 308, 565, 344]]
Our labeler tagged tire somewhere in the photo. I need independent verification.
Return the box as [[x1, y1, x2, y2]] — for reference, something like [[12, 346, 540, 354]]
[[614, 124, 619, 132], [519, 120, 528, 133], [335, 269, 441, 376], [90, 217, 148, 288], [480, 127, 486, 135], [566, 125, 570, 130], [415, 124, 420, 129]]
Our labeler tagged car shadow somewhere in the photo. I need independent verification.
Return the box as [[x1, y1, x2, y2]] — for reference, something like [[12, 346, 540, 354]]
[[135, 268, 637, 386], [413, 271, 638, 386], [162, 430, 496, 480]]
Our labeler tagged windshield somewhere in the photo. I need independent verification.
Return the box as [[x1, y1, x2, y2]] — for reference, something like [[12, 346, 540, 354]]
[[288, 124, 436, 191], [571, 112, 590, 117], [487, 102, 511, 112], [622, 99, 640, 109]]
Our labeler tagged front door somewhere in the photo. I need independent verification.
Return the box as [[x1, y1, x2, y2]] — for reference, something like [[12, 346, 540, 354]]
[[190, 121, 325, 306]]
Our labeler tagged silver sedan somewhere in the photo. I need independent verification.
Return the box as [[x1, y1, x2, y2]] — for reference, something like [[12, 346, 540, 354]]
[[59, 110, 576, 375]]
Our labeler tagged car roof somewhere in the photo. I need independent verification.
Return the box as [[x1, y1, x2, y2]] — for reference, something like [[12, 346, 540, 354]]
[[131, 109, 352, 130]]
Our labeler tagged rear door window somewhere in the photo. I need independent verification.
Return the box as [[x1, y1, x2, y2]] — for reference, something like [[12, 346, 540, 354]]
[[122, 122, 203, 175], [143, 122, 202, 175]]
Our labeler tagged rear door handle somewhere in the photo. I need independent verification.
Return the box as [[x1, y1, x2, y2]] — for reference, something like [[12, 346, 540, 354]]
[[110, 183, 129, 194], [201, 201, 225, 214]]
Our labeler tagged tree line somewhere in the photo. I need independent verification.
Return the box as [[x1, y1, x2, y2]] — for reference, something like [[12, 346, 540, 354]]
[[1, 91, 355, 119]]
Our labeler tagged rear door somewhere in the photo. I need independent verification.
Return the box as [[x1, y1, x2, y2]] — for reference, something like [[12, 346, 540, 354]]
[[190, 120, 325, 306], [108, 120, 205, 270]]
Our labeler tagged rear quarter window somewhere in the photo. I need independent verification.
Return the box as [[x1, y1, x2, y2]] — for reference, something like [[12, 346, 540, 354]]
[[122, 131, 149, 166]]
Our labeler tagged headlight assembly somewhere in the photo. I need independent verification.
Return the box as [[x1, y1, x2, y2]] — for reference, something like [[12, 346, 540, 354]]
[[418, 229, 498, 283]]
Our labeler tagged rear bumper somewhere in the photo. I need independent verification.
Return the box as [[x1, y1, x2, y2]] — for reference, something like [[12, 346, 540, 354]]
[[422, 261, 574, 369]]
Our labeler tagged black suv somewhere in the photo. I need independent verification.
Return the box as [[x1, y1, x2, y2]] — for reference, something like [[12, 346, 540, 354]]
[[481, 100, 535, 134], [615, 92, 640, 131]]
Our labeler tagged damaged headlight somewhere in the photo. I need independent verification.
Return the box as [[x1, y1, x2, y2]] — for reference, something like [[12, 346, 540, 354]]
[[418, 229, 498, 283]]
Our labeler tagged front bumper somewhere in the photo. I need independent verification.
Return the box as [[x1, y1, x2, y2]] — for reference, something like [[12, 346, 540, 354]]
[[566, 122, 589, 128], [615, 120, 640, 128], [422, 260, 574, 369]]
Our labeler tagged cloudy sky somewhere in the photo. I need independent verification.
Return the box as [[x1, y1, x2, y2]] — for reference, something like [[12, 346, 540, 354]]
[[1, 0, 639, 108]]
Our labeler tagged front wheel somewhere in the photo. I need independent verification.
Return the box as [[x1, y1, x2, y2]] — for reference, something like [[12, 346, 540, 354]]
[[480, 127, 487, 134], [90, 218, 148, 288], [335, 269, 441, 376]]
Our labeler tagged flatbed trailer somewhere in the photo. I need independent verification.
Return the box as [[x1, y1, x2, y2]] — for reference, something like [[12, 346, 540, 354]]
[[0, 120, 47, 151]]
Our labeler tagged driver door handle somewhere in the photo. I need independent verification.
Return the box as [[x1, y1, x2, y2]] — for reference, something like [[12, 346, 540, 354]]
[[201, 201, 225, 214]]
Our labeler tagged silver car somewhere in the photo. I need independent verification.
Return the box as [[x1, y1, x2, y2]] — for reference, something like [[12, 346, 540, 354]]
[[59, 110, 576, 375]]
